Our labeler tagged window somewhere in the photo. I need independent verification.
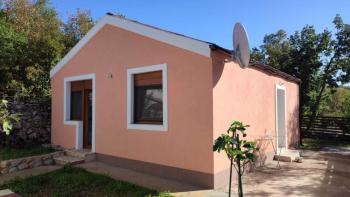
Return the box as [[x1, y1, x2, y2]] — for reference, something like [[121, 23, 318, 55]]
[[134, 71, 163, 124], [127, 64, 168, 131]]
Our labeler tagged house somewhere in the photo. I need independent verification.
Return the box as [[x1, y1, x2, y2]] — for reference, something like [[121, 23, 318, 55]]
[[50, 13, 300, 189]]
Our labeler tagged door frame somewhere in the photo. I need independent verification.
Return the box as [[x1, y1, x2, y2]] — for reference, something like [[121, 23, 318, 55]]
[[63, 73, 96, 152], [275, 84, 287, 151]]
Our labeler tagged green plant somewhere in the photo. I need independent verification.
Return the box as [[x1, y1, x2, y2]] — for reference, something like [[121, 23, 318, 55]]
[[0, 99, 19, 135], [213, 121, 259, 197]]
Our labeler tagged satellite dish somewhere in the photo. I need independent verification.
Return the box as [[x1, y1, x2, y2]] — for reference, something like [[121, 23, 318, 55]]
[[233, 23, 250, 68]]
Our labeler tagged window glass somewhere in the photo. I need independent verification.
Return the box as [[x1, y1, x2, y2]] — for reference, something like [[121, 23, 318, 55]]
[[70, 91, 82, 120], [133, 71, 163, 124], [134, 86, 163, 123]]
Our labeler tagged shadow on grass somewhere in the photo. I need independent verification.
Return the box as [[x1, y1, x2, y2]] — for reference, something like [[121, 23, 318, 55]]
[[0, 165, 173, 197]]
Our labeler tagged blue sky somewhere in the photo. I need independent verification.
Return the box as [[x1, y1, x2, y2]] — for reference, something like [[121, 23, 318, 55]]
[[51, 0, 350, 50]]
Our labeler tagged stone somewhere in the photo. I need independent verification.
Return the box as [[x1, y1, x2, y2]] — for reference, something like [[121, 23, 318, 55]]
[[0, 161, 9, 168], [9, 167, 17, 173], [8, 100, 51, 146], [10, 159, 22, 167], [17, 163, 29, 170], [294, 157, 303, 163], [43, 159, 54, 165], [1, 167, 9, 174], [33, 159, 43, 167]]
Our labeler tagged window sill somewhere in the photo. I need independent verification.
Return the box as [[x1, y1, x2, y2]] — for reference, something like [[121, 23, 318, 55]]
[[127, 123, 168, 132]]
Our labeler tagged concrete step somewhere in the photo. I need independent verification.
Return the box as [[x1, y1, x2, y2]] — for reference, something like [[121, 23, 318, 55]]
[[274, 150, 302, 162], [54, 156, 85, 165], [65, 149, 96, 162]]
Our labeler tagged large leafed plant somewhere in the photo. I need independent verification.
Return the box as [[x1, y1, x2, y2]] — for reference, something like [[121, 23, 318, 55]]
[[213, 121, 259, 197]]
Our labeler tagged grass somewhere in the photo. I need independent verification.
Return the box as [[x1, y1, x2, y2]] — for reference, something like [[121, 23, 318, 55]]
[[0, 146, 57, 161], [301, 138, 350, 150], [0, 165, 173, 197]]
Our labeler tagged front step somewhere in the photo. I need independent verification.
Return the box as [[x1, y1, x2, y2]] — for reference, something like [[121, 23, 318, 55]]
[[54, 156, 85, 165], [65, 149, 96, 162], [274, 150, 302, 162]]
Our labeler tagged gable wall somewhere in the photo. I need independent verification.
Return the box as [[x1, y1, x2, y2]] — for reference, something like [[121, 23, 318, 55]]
[[51, 25, 214, 176]]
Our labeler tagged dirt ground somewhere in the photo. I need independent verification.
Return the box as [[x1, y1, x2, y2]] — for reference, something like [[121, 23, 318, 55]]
[[219, 146, 350, 197]]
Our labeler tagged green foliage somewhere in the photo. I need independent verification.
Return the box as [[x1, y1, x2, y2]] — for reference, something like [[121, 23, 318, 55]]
[[213, 121, 259, 197], [252, 15, 350, 119], [0, 165, 172, 197], [214, 121, 258, 165], [0, 146, 55, 161], [341, 92, 350, 117], [62, 9, 94, 55], [305, 87, 350, 117], [0, 0, 95, 101], [0, 99, 20, 135]]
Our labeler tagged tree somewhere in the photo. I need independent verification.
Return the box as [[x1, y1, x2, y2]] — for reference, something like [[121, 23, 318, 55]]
[[1, 0, 64, 100], [251, 15, 350, 143], [213, 121, 259, 197], [339, 87, 350, 117], [62, 9, 94, 55], [0, 14, 27, 93], [0, 1, 95, 101], [307, 15, 350, 128]]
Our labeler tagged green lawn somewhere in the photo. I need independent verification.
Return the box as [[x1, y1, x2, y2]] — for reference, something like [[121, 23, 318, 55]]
[[0, 146, 57, 161], [0, 165, 172, 197]]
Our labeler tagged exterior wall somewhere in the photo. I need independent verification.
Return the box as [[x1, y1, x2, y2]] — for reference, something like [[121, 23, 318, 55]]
[[212, 51, 299, 188], [51, 25, 214, 186]]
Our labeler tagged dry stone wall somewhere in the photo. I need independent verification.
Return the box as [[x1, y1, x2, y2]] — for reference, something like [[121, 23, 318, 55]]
[[0, 151, 64, 175]]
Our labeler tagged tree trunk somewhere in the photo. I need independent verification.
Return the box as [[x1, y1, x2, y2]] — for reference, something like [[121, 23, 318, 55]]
[[228, 157, 233, 197], [306, 60, 333, 133], [306, 78, 327, 133], [237, 159, 243, 197]]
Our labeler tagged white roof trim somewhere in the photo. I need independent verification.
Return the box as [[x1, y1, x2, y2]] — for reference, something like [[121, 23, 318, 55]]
[[50, 15, 211, 78]]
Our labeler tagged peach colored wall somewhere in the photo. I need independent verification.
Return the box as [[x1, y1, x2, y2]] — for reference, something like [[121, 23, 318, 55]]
[[212, 51, 299, 174], [51, 25, 214, 173]]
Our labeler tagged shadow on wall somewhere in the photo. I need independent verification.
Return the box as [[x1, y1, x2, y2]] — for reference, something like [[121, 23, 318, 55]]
[[288, 106, 300, 149], [212, 53, 225, 88], [254, 129, 278, 167]]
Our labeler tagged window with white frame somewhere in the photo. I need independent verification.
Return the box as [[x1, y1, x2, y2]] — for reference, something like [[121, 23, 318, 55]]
[[127, 64, 168, 131]]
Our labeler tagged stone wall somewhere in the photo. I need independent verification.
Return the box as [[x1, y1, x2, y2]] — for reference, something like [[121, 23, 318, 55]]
[[0, 151, 64, 174], [8, 100, 51, 145]]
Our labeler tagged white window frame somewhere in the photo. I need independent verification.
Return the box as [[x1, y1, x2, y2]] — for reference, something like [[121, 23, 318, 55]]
[[63, 73, 96, 152], [275, 84, 288, 151], [127, 64, 168, 131]]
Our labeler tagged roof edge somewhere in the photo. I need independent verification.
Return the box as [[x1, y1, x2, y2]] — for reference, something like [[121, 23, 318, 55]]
[[50, 14, 211, 78], [250, 62, 301, 84], [210, 47, 301, 84]]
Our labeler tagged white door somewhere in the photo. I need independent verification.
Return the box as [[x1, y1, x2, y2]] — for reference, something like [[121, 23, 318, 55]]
[[276, 86, 287, 150]]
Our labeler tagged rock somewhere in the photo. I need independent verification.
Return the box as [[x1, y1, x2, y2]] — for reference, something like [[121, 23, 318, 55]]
[[43, 159, 54, 165], [294, 157, 303, 163], [33, 159, 43, 167], [1, 167, 9, 174], [10, 160, 22, 167], [17, 163, 29, 170], [0, 161, 9, 168], [9, 167, 17, 173]]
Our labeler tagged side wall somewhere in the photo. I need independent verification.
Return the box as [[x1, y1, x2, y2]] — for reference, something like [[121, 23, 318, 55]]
[[212, 51, 299, 188], [51, 25, 214, 187]]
